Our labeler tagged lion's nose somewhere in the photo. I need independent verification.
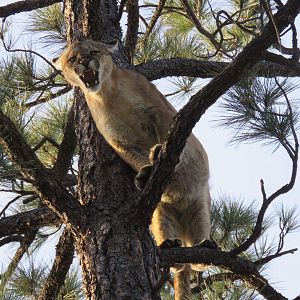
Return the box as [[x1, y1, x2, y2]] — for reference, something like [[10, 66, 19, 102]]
[[79, 56, 90, 67]]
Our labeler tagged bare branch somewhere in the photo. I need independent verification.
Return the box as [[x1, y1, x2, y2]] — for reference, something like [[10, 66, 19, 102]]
[[38, 228, 74, 300], [0, 0, 62, 18], [25, 86, 71, 109], [135, 57, 300, 81], [0, 195, 22, 217], [255, 247, 298, 266]]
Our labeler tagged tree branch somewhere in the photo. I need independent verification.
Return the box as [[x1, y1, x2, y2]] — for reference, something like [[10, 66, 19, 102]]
[[135, 57, 300, 81], [0, 0, 62, 18], [0, 229, 38, 286], [137, 0, 300, 226], [38, 228, 74, 300], [0, 110, 84, 225], [142, 0, 166, 44], [124, 0, 139, 63], [159, 247, 288, 300], [0, 207, 59, 237], [53, 106, 77, 178], [25, 86, 72, 109]]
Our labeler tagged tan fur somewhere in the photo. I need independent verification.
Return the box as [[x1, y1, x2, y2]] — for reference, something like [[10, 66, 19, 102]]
[[53, 40, 211, 299]]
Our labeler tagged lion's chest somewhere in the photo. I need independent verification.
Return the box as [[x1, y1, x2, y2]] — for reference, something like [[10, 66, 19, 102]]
[[85, 92, 159, 149]]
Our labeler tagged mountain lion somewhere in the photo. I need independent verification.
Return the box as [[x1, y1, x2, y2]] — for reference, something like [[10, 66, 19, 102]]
[[53, 40, 211, 300]]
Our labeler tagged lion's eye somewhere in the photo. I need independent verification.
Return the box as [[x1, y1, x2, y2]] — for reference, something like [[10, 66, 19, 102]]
[[68, 56, 76, 63], [90, 50, 99, 56]]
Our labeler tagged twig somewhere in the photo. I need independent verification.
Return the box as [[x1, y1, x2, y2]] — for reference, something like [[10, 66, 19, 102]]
[[255, 247, 298, 265], [0, 195, 22, 217], [1, 32, 60, 72], [0, 229, 38, 286], [25, 86, 71, 109], [230, 78, 299, 256], [32, 137, 60, 152]]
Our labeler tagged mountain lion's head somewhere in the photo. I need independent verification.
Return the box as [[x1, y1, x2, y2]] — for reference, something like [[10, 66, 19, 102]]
[[53, 40, 118, 93]]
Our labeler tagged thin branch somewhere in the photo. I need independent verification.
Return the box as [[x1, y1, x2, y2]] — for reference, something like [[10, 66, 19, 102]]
[[255, 247, 298, 266], [0, 0, 62, 18], [0, 195, 22, 217], [1, 34, 60, 73], [0, 229, 38, 286], [25, 86, 71, 109], [38, 228, 74, 300], [32, 137, 60, 152], [142, 0, 166, 44]]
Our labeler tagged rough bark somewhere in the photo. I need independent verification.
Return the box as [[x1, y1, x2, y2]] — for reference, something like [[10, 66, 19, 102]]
[[63, 0, 160, 299]]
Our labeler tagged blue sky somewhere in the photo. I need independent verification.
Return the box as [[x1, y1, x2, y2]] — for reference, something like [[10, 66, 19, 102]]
[[0, 0, 299, 298]]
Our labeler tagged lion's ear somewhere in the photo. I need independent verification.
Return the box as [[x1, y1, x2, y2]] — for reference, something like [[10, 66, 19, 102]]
[[52, 57, 62, 70], [104, 40, 118, 53]]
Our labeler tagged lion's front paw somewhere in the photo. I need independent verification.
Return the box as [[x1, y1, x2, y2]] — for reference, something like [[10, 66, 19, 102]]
[[149, 143, 163, 164], [195, 239, 219, 250], [134, 164, 153, 190], [159, 238, 182, 248]]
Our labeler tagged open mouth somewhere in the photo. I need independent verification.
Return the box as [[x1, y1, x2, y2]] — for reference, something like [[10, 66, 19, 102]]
[[80, 69, 99, 88]]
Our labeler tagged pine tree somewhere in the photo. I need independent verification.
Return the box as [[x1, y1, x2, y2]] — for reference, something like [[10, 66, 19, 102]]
[[0, 0, 300, 299]]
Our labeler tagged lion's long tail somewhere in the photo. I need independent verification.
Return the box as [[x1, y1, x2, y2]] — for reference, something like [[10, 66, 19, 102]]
[[174, 265, 191, 300]]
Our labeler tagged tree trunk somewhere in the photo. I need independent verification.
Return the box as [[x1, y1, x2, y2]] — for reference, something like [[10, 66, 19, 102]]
[[63, 0, 161, 299]]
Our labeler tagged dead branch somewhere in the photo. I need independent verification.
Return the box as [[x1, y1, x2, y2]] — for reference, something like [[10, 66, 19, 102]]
[[255, 247, 298, 266]]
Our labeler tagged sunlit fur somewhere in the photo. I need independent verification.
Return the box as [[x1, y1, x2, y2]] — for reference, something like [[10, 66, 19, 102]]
[[54, 40, 211, 299]]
